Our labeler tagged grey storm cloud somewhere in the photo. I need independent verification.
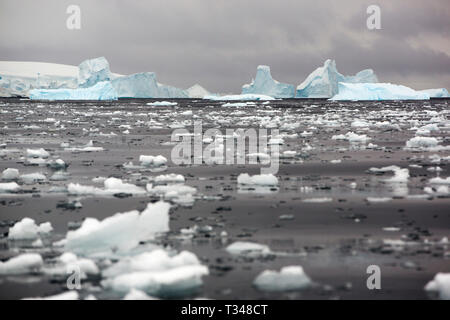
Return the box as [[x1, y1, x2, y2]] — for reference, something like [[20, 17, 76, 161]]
[[0, 0, 449, 92]]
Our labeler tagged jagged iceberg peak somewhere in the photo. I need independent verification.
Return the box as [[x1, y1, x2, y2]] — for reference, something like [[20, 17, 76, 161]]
[[330, 83, 430, 101], [187, 84, 210, 98], [242, 65, 295, 98], [296, 59, 378, 98], [78, 57, 112, 88]]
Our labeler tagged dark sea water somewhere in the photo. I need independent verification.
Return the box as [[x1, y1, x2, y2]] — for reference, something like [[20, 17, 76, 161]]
[[0, 97, 449, 300]]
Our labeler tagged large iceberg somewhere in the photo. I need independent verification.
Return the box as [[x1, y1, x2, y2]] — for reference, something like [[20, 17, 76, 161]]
[[111, 72, 188, 98], [331, 82, 431, 101], [29, 81, 118, 101], [242, 65, 295, 98], [296, 59, 378, 98], [78, 57, 112, 88], [186, 84, 210, 98]]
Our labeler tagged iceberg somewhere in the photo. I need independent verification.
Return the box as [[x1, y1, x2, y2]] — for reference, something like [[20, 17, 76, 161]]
[[419, 88, 449, 98], [186, 84, 210, 98], [242, 65, 295, 98], [77, 57, 112, 88], [296, 59, 378, 98], [29, 81, 118, 100], [112, 72, 188, 98], [112, 72, 159, 98], [331, 83, 430, 101]]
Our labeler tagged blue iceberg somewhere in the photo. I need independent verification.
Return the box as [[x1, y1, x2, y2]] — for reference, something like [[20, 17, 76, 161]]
[[330, 83, 430, 101], [296, 59, 378, 98], [78, 57, 112, 88], [112, 72, 188, 98], [29, 81, 118, 100], [242, 65, 295, 98], [112, 72, 159, 98]]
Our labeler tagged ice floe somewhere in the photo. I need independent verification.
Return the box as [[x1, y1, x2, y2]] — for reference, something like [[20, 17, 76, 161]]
[[0, 253, 43, 275], [8, 218, 53, 240], [253, 266, 312, 291], [425, 273, 450, 300]]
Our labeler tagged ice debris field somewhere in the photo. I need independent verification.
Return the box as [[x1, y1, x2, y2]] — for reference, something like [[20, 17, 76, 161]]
[[0, 97, 449, 300], [1, 57, 448, 101]]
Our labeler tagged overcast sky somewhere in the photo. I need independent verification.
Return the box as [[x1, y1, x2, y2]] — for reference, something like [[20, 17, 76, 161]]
[[1, 0, 449, 93]]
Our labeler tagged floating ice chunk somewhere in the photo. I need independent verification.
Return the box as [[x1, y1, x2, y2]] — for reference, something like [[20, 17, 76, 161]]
[[64, 201, 170, 255], [146, 101, 178, 106], [147, 184, 197, 202], [253, 266, 312, 291], [154, 174, 185, 183], [44, 252, 99, 278], [0, 182, 20, 192], [405, 136, 439, 149], [140, 155, 168, 167], [102, 263, 209, 297], [26, 148, 50, 158], [64, 140, 104, 152], [47, 159, 67, 170], [429, 177, 450, 185], [237, 173, 278, 186], [103, 177, 146, 194], [24, 291, 79, 300], [366, 197, 392, 203], [351, 120, 370, 128], [368, 165, 401, 173], [332, 132, 370, 143], [103, 249, 201, 278], [102, 250, 207, 298], [0, 253, 43, 275], [296, 59, 377, 98], [20, 172, 47, 184], [1, 168, 19, 180], [68, 177, 145, 196], [187, 84, 210, 98], [385, 168, 409, 183], [204, 94, 275, 101], [425, 273, 450, 300], [8, 218, 52, 240], [123, 289, 158, 300], [222, 101, 256, 107], [302, 197, 333, 203], [30, 81, 118, 101], [419, 88, 449, 98], [331, 83, 430, 101], [225, 241, 272, 257], [78, 57, 112, 88], [242, 65, 295, 98]]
